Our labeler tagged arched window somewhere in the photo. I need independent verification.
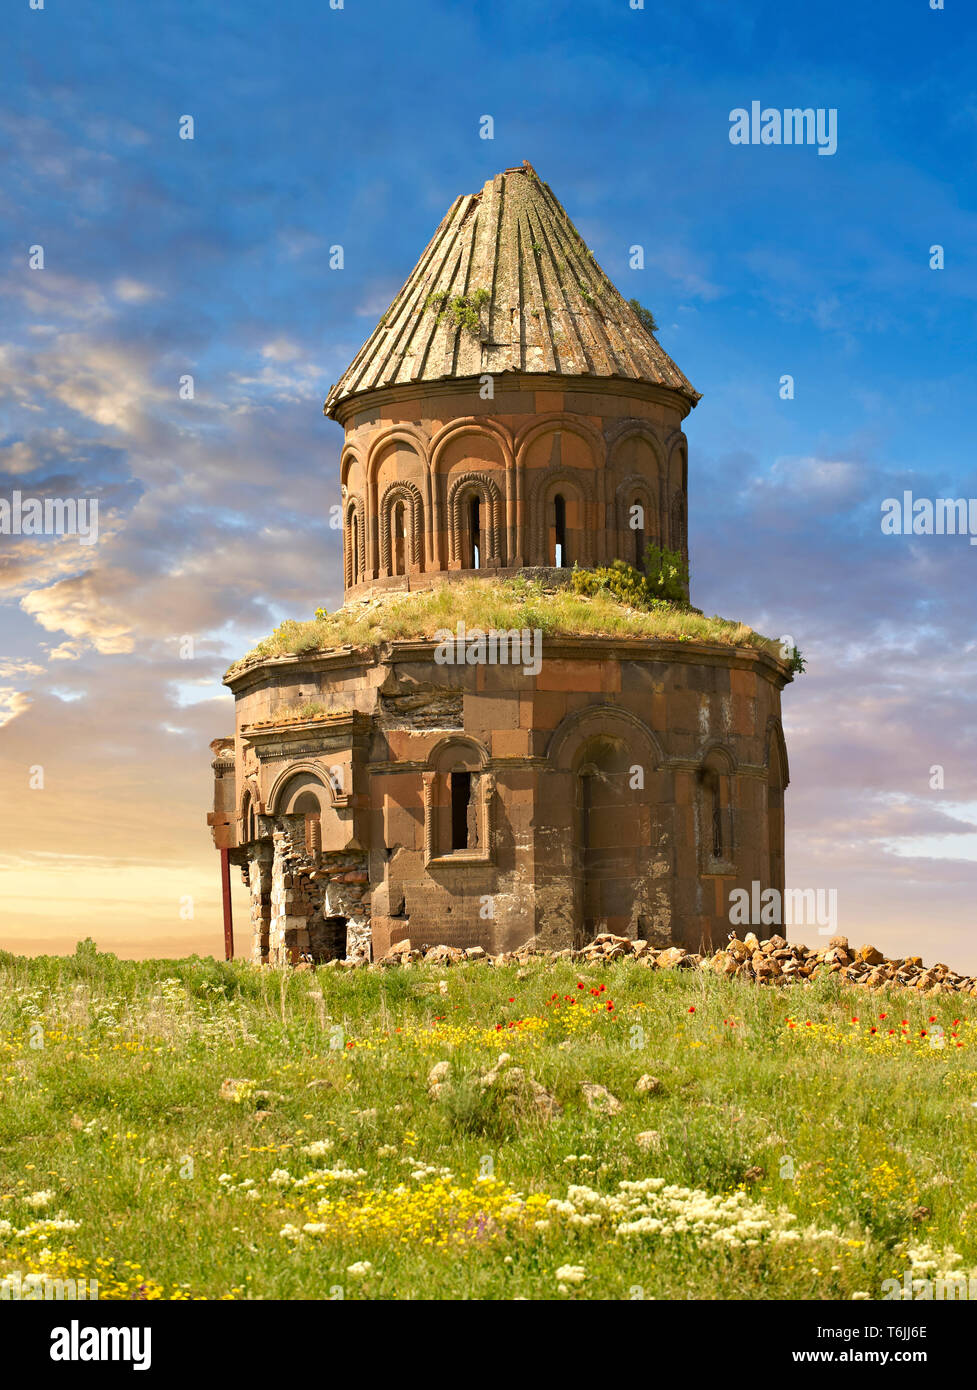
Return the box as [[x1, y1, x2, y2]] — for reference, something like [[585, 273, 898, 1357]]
[[697, 752, 734, 870], [553, 493, 568, 567], [469, 495, 481, 570], [392, 501, 406, 576], [702, 766, 723, 859], [451, 770, 474, 850], [631, 496, 645, 569], [350, 511, 360, 586], [423, 742, 492, 864]]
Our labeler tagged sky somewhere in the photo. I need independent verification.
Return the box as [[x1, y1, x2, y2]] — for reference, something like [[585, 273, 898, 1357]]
[[1, 0, 975, 966]]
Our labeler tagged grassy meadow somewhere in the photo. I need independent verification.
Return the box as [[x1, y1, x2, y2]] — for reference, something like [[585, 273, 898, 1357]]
[[2, 941, 976, 1301]]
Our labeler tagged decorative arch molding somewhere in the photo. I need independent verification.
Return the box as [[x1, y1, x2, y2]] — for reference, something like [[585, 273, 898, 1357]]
[[429, 419, 513, 570], [667, 435, 689, 493], [606, 422, 667, 472], [378, 480, 424, 574], [513, 413, 607, 467], [663, 425, 688, 453], [529, 466, 595, 566], [697, 741, 738, 775], [340, 443, 366, 491], [364, 424, 430, 488], [344, 494, 366, 589], [239, 777, 262, 820], [446, 471, 505, 566], [267, 760, 341, 817], [547, 704, 665, 774], [764, 716, 790, 788], [429, 417, 514, 473], [425, 733, 492, 771], [614, 472, 659, 564]]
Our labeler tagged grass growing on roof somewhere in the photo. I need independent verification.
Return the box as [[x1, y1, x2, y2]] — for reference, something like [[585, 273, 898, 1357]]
[[227, 577, 781, 674]]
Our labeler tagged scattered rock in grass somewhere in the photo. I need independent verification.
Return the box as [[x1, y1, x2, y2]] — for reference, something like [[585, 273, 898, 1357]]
[[635, 1130, 662, 1152], [427, 1060, 451, 1097], [635, 1074, 662, 1095], [479, 1056, 561, 1118], [581, 1083, 622, 1115]]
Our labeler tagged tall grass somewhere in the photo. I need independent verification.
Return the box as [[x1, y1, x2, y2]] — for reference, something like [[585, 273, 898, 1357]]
[[1, 944, 973, 1300]]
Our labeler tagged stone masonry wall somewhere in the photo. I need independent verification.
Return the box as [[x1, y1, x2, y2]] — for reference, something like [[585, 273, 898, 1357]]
[[253, 816, 370, 965]]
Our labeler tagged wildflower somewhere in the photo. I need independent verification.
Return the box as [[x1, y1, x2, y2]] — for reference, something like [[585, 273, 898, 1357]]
[[346, 1261, 373, 1278], [301, 1140, 334, 1158], [555, 1264, 586, 1285]]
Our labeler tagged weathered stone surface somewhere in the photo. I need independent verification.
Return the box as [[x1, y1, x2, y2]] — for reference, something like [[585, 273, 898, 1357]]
[[581, 1083, 622, 1115], [635, 1074, 662, 1095]]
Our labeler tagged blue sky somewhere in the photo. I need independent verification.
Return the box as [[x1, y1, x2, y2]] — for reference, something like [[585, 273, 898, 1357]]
[[1, 0, 975, 960]]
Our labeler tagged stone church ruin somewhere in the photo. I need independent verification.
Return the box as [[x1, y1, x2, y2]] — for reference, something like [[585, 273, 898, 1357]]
[[208, 162, 792, 965]]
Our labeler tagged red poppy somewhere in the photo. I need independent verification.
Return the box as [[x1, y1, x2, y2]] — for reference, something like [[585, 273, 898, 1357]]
[[688, 1006, 696, 1014]]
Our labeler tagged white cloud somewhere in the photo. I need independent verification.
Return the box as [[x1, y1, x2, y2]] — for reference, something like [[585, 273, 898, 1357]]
[[114, 278, 160, 304], [0, 687, 32, 727]]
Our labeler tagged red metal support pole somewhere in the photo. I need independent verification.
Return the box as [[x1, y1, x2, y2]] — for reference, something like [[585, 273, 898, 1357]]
[[220, 847, 234, 960]]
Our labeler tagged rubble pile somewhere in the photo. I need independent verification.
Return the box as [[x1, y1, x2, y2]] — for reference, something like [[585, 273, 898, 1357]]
[[320, 932, 977, 997]]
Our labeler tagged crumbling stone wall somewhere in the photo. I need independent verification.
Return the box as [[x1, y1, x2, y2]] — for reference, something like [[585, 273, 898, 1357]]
[[249, 816, 370, 965], [247, 843, 272, 964]]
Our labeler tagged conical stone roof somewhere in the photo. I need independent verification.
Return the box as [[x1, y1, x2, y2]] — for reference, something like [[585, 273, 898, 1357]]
[[324, 162, 699, 416]]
